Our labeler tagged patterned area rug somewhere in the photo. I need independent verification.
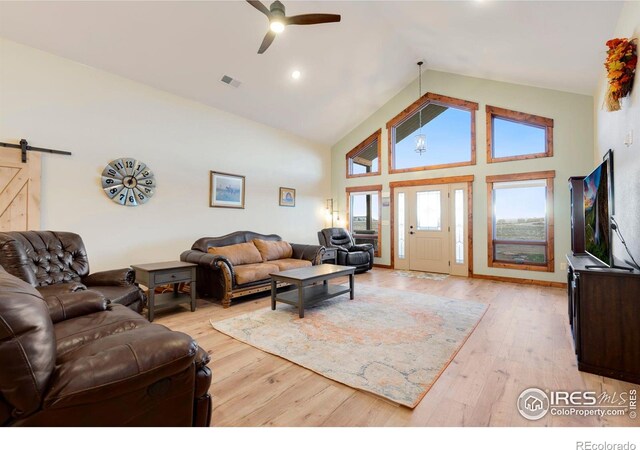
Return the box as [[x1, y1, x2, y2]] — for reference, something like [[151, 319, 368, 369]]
[[393, 270, 449, 281], [211, 285, 487, 408]]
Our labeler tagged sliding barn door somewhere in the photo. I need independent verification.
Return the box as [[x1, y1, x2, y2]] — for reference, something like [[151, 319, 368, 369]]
[[0, 148, 41, 231]]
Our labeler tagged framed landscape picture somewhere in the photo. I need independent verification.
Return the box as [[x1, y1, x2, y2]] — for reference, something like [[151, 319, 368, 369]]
[[279, 187, 296, 207], [210, 171, 245, 208]]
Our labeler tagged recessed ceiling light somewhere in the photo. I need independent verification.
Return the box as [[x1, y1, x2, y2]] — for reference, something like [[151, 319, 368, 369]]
[[291, 70, 301, 80]]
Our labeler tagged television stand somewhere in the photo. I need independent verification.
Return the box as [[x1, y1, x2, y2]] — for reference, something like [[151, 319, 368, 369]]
[[585, 263, 635, 272], [567, 254, 640, 384]]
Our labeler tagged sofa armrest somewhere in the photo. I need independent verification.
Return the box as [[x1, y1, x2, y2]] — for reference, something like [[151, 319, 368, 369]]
[[37, 282, 87, 298], [42, 326, 198, 410], [82, 268, 135, 287], [351, 243, 374, 252], [192, 346, 212, 427], [43, 290, 109, 323], [291, 243, 324, 265], [181, 250, 235, 277], [195, 345, 211, 369]]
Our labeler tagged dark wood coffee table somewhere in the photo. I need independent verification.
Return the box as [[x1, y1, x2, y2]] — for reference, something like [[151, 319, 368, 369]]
[[270, 264, 355, 318]]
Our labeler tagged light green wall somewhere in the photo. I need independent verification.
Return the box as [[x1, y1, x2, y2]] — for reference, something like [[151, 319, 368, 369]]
[[331, 69, 594, 283]]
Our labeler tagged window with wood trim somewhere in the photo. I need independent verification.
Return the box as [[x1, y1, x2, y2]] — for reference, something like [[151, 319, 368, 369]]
[[487, 171, 555, 272], [346, 185, 382, 257], [386, 92, 478, 173], [346, 129, 381, 178], [486, 105, 553, 163]]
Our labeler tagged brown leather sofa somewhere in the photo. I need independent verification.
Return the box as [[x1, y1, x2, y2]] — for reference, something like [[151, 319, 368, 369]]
[[0, 231, 145, 312], [180, 231, 323, 308], [0, 266, 212, 426]]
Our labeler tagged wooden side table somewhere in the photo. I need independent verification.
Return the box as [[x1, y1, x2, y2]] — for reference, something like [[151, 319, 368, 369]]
[[321, 247, 338, 264], [131, 261, 197, 322]]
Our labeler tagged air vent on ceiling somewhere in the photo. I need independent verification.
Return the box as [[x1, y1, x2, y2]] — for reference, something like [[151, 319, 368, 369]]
[[221, 75, 241, 88]]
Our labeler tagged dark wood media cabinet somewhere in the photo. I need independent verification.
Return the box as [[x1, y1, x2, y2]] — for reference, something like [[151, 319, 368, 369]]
[[567, 254, 640, 384]]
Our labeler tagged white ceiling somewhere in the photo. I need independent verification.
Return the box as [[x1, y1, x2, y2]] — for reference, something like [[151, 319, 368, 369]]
[[0, 1, 623, 145]]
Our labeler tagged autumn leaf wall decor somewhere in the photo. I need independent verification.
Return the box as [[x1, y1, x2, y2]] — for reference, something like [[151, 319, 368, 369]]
[[604, 37, 637, 112]]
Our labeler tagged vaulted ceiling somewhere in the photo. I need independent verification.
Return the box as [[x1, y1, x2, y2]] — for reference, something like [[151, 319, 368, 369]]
[[0, 1, 623, 145]]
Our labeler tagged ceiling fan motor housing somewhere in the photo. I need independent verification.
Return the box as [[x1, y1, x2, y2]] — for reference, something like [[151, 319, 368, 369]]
[[270, 1, 285, 16]]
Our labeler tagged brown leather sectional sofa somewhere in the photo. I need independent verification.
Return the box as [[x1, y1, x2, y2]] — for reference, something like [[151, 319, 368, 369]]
[[0, 231, 146, 312], [0, 265, 212, 426], [181, 231, 324, 308]]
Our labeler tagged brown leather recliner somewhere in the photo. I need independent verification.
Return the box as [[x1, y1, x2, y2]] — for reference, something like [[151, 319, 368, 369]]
[[318, 228, 374, 273], [0, 266, 212, 426], [0, 231, 145, 312]]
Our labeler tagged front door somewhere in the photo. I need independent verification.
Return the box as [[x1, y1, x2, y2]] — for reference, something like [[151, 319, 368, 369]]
[[395, 183, 469, 276], [408, 185, 450, 273]]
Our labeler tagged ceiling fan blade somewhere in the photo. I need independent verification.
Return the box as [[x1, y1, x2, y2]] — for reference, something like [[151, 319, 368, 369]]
[[285, 14, 341, 26], [258, 31, 277, 54], [246, 0, 271, 18]]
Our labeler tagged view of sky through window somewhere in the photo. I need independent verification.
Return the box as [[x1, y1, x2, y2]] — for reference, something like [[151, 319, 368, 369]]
[[493, 118, 546, 158], [394, 107, 471, 169], [494, 186, 546, 221]]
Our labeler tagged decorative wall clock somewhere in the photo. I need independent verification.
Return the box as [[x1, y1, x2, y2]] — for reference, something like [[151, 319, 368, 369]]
[[101, 158, 155, 206]]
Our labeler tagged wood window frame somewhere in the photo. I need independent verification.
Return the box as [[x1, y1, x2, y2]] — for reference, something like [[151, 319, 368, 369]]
[[346, 129, 382, 179], [486, 170, 555, 272], [486, 105, 554, 163], [346, 185, 383, 258], [386, 92, 479, 174], [389, 175, 474, 275]]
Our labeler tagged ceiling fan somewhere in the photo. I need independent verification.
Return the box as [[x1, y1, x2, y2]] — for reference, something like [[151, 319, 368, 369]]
[[246, 0, 341, 54]]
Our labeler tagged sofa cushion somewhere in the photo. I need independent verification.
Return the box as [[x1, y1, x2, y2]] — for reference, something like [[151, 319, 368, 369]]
[[0, 267, 56, 419], [54, 304, 149, 357], [234, 263, 280, 285], [269, 258, 312, 272], [253, 239, 293, 262], [207, 242, 262, 266]]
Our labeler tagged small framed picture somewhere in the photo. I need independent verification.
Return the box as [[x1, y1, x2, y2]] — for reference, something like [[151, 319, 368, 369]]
[[210, 171, 245, 209], [279, 187, 296, 207]]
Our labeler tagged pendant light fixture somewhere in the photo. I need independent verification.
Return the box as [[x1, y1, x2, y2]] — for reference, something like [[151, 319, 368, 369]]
[[415, 61, 426, 155]]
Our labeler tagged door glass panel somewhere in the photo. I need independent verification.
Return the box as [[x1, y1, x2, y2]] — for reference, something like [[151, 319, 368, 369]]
[[454, 189, 464, 264], [416, 191, 441, 231], [349, 192, 380, 254], [398, 192, 405, 259]]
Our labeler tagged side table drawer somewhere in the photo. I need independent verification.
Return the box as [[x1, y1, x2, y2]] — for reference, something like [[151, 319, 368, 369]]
[[154, 270, 192, 284], [321, 248, 337, 263]]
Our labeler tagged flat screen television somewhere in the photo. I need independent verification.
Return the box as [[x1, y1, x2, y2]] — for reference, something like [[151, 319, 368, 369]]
[[583, 151, 614, 267]]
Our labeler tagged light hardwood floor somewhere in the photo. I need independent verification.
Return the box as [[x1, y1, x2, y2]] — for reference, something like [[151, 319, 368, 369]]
[[156, 269, 639, 426]]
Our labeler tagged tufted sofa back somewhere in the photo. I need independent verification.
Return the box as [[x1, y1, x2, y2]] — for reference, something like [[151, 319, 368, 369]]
[[0, 231, 90, 287], [318, 228, 355, 250], [191, 231, 282, 253]]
